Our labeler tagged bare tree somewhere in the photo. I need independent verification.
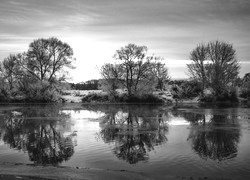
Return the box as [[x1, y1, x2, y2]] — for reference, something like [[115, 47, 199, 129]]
[[242, 73, 250, 84], [240, 73, 250, 99], [113, 44, 154, 96], [151, 56, 170, 91], [0, 54, 23, 91], [207, 41, 240, 95], [26, 37, 75, 83], [99, 63, 120, 96], [187, 43, 207, 96], [187, 41, 240, 96]]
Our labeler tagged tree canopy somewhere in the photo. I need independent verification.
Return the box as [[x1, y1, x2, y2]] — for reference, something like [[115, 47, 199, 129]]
[[26, 37, 75, 82], [100, 44, 170, 98], [187, 41, 240, 97], [0, 37, 75, 102]]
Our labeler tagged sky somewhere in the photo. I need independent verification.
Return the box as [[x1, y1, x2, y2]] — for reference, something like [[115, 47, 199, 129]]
[[0, 0, 250, 83]]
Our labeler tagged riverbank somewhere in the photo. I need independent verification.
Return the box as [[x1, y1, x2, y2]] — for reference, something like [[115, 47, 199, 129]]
[[1, 89, 249, 105], [0, 162, 239, 180], [0, 162, 152, 180], [62, 89, 174, 104]]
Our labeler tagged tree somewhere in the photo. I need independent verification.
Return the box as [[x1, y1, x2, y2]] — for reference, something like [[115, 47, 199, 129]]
[[99, 63, 120, 95], [113, 44, 155, 97], [151, 56, 170, 91], [187, 41, 240, 97], [0, 54, 23, 91], [25, 37, 75, 83], [240, 72, 250, 99], [187, 43, 207, 96], [207, 41, 240, 96]]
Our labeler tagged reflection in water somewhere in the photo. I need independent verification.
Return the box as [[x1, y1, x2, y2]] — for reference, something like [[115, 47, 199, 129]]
[[88, 105, 170, 164], [0, 105, 76, 166], [0, 103, 247, 179], [174, 109, 241, 161]]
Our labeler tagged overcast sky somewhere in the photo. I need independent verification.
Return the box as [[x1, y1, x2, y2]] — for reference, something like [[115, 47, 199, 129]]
[[1, 0, 250, 82]]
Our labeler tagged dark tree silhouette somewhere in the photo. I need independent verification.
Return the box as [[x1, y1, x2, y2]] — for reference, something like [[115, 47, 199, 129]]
[[151, 57, 170, 91], [0, 54, 22, 91], [25, 37, 75, 83], [187, 41, 240, 97], [187, 43, 207, 96]]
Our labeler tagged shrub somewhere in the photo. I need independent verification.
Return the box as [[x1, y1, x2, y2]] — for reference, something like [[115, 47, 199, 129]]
[[0, 89, 10, 102], [240, 88, 250, 99], [180, 81, 202, 99], [21, 81, 59, 102], [82, 93, 109, 103], [170, 80, 202, 100], [81, 92, 165, 104], [240, 80, 250, 99], [200, 89, 238, 103], [199, 94, 215, 103]]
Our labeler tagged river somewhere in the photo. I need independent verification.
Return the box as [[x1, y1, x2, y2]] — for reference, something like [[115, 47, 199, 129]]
[[0, 103, 250, 179]]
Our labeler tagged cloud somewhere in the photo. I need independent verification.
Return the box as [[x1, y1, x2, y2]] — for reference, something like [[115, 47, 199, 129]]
[[0, 0, 250, 81]]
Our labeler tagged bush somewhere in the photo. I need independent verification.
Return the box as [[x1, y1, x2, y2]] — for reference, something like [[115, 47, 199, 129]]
[[21, 81, 59, 102], [170, 80, 202, 100], [81, 92, 165, 104], [240, 88, 250, 99], [180, 81, 202, 99], [199, 94, 215, 103], [200, 89, 238, 103], [82, 93, 109, 103], [0, 89, 10, 102], [216, 90, 238, 102]]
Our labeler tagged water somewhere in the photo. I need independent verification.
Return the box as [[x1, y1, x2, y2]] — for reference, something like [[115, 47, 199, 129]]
[[0, 104, 250, 179]]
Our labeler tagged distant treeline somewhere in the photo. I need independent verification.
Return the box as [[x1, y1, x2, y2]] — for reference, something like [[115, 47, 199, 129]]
[[70, 80, 99, 90]]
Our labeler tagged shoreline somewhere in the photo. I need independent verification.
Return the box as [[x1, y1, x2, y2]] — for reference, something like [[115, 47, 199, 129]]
[[1, 89, 249, 105], [0, 162, 152, 180], [0, 162, 238, 180], [0, 162, 241, 180]]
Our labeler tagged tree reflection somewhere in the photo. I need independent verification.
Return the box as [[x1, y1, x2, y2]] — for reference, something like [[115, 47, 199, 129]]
[[92, 105, 169, 164], [0, 105, 76, 165], [181, 109, 241, 161]]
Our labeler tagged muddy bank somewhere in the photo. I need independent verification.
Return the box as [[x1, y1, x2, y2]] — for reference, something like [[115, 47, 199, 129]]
[[0, 162, 153, 180], [0, 162, 240, 180]]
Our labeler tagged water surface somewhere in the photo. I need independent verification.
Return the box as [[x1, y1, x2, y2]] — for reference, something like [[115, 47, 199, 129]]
[[0, 104, 250, 179]]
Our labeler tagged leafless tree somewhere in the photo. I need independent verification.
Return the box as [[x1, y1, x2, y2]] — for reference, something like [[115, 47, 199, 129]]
[[113, 44, 154, 96], [151, 56, 170, 91], [187, 43, 208, 96], [207, 41, 240, 95], [26, 37, 75, 83], [0, 54, 23, 91], [187, 41, 240, 96], [99, 63, 120, 96]]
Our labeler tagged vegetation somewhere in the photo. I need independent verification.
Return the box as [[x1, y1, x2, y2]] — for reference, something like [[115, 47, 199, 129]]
[[70, 80, 99, 90], [170, 80, 202, 100], [187, 41, 240, 102], [240, 73, 250, 99], [98, 43, 170, 103], [1, 38, 249, 104], [81, 91, 165, 104], [0, 37, 75, 102]]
